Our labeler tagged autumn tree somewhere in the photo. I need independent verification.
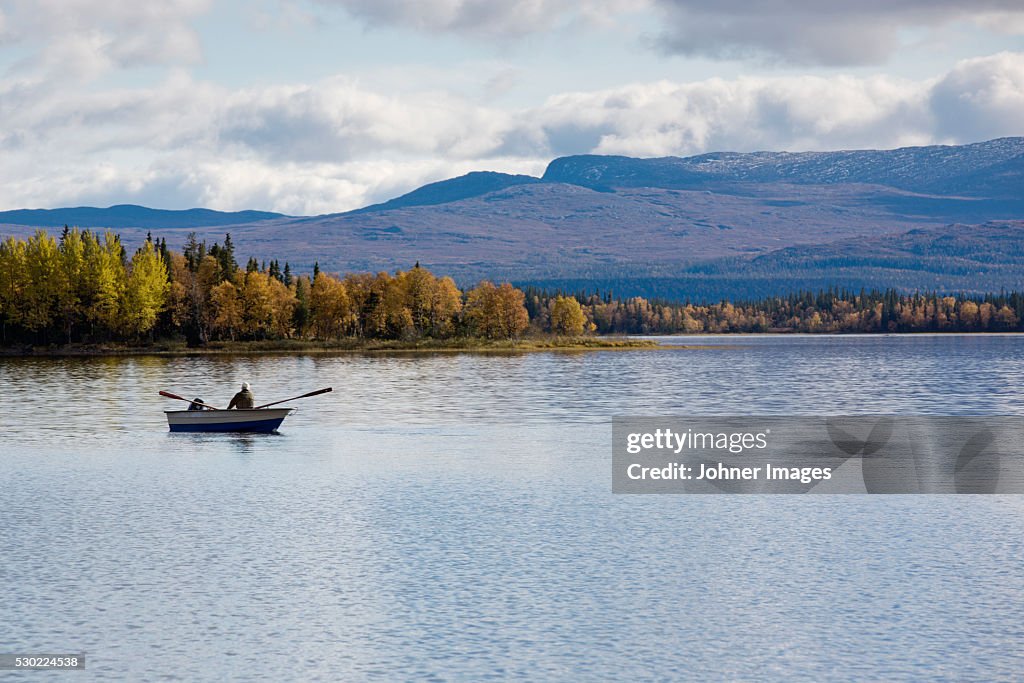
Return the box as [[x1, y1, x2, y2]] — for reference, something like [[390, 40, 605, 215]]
[[465, 281, 529, 339], [0, 237, 26, 340], [238, 270, 274, 338], [18, 230, 62, 333], [399, 264, 435, 336], [187, 254, 221, 343], [77, 231, 125, 336], [309, 272, 352, 339], [342, 272, 375, 338], [430, 276, 463, 337], [549, 295, 586, 336], [119, 239, 169, 337], [397, 265, 463, 338], [210, 281, 242, 340], [161, 251, 192, 334], [267, 275, 298, 338], [367, 272, 414, 339], [56, 228, 86, 342]]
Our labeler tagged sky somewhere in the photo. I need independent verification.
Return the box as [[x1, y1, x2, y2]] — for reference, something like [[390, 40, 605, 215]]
[[1, 0, 1023, 215]]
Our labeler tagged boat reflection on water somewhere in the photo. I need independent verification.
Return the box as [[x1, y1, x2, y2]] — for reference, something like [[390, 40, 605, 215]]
[[168, 430, 285, 455]]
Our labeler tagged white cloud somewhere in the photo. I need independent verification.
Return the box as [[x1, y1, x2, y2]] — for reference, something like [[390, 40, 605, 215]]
[[298, 1, 1024, 66], [930, 52, 1024, 142], [648, 0, 1024, 66], [530, 74, 936, 157], [1, 52, 1023, 214], [215, 77, 513, 163], [1, 0, 209, 82], [311, 0, 641, 39]]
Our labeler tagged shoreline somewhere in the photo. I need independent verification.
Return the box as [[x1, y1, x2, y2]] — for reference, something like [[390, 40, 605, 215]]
[[0, 337, 665, 358], [3, 330, 1019, 358], [4, 329, 1019, 358]]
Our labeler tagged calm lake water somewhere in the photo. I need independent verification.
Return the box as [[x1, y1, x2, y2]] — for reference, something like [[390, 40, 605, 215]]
[[2, 335, 1023, 681]]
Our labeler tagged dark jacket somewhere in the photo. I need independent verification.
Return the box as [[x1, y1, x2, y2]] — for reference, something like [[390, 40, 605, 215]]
[[228, 389, 254, 409]]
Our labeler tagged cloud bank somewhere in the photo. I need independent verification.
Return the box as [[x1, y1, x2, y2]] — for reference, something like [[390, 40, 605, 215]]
[[2, 52, 1024, 214], [315, 0, 1024, 65], [312, 0, 643, 38], [1, 0, 209, 80], [1, 0, 1023, 213], [649, 0, 1024, 66]]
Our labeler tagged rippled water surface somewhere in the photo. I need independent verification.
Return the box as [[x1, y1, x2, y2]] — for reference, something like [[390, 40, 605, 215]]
[[2, 335, 1024, 680]]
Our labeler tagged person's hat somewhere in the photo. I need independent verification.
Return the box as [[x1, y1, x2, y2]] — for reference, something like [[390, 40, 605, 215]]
[[242, 382, 250, 391]]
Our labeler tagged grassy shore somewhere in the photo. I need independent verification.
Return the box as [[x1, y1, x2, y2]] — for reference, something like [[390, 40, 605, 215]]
[[0, 336, 661, 357]]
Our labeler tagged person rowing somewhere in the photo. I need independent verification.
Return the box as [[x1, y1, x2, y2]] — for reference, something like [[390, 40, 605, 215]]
[[227, 382, 255, 409]]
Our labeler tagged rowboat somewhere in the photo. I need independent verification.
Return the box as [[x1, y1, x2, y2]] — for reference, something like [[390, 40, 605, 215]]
[[165, 408, 294, 433], [160, 387, 330, 433]]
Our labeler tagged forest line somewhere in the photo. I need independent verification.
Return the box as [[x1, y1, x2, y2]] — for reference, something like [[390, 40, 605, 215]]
[[1, 228, 1022, 347], [0, 229, 576, 345]]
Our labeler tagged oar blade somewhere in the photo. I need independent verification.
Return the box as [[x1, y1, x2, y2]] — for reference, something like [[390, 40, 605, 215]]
[[253, 387, 333, 410]]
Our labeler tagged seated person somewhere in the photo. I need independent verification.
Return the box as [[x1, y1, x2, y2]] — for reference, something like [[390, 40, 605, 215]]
[[228, 383, 255, 409]]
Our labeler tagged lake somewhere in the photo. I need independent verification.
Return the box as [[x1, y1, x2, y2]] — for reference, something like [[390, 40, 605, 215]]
[[2, 335, 1023, 680]]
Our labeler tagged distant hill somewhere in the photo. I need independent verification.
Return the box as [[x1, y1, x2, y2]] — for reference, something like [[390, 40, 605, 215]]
[[348, 171, 540, 214], [0, 204, 285, 229], [517, 222, 1024, 301], [581, 222, 1024, 300], [542, 137, 1024, 198]]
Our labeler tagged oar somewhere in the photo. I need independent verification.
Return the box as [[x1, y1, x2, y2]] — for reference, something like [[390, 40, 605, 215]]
[[253, 387, 333, 410], [159, 390, 221, 410]]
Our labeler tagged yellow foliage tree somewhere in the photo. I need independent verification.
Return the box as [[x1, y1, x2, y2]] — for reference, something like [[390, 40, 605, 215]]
[[399, 265, 436, 336], [0, 237, 27, 337], [366, 272, 413, 339], [164, 251, 192, 331], [84, 231, 127, 335], [267, 276, 298, 338], [56, 228, 86, 341], [959, 300, 979, 329], [120, 240, 169, 337], [239, 270, 274, 338], [430, 276, 463, 337], [549, 295, 586, 336], [465, 281, 529, 339], [397, 265, 464, 338], [309, 272, 352, 339], [19, 230, 63, 332], [210, 281, 242, 340]]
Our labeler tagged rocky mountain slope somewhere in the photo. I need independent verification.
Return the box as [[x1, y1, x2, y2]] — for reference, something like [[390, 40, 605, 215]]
[[542, 137, 1024, 197]]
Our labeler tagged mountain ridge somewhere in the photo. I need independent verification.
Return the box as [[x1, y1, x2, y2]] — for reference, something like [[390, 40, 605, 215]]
[[0, 204, 285, 229], [3, 137, 1022, 222], [346, 171, 540, 215], [541, 137, 1024, 198]]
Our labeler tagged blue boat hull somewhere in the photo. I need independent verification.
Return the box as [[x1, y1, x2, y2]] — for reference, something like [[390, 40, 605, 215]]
[[168, 418, 286, 433]]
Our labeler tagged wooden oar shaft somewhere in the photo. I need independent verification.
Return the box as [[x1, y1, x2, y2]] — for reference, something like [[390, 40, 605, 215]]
[[159, 390, 221, 410], [253, 387, 332, 410]]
